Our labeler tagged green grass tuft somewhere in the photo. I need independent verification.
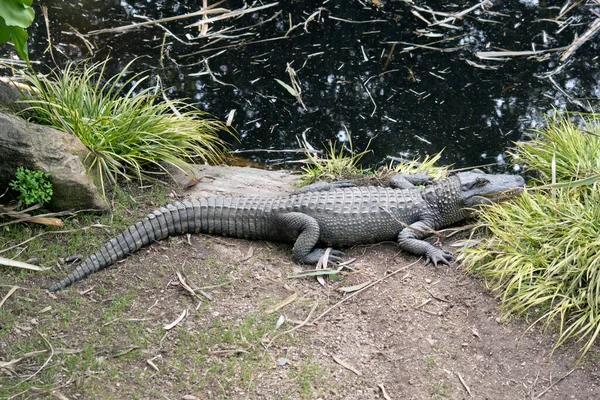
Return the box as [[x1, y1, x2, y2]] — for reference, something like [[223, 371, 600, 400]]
[[461, 111, 600, 360], [18, 59, 231, 196], [299, 134, 372, 185]]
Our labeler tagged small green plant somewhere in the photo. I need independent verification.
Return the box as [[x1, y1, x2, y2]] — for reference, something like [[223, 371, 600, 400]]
[[379, 150, 448, 181], [9, 166, 53, 206], [461, 111, 600, 361], [18, 58, 231, 197], [299, 130, 372, 185]]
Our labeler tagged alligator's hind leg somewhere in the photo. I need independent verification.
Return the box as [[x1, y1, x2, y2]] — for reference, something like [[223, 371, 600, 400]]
[[274, 212, 343, 263]]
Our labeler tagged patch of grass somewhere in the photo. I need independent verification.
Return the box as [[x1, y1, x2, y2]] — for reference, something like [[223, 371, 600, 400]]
[[300, 132, 448, 187], [18, 58, 231, 196], [0, 182, 170, 280], [511, 111, 600, 182], [293, 358, 327, 398], [300, 133, 372, 185], [378, 150, 448, 181], [461, 111, 600, 360]]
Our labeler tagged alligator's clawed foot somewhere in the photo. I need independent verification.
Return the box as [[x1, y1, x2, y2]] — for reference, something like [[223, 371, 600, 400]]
[[425, 248, 454, 267], [325, 249, 345, 263], [300, 248, 344, 264]]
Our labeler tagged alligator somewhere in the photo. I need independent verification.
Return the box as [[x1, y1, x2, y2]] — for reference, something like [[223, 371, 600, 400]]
[[48, 170, 525, 292]]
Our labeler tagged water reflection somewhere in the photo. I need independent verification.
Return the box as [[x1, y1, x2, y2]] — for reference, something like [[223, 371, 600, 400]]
[[5, 0, 599, 170]]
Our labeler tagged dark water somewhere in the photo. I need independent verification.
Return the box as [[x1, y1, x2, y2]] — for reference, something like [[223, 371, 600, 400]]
[[5, 0, 600, 170]]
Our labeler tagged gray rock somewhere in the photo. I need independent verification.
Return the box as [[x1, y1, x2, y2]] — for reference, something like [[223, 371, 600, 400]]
[[0, 79, 29, 113], [0, 110, 109, 211]]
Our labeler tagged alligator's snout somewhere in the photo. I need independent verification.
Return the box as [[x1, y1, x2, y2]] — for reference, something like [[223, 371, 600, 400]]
[[458, 171, 525, 206]]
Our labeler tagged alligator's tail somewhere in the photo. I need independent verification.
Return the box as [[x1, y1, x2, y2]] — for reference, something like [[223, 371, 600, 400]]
[[48, 197, 271, 292]]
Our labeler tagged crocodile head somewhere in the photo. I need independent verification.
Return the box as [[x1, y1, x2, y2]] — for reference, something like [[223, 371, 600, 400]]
[[457, 169, 525, 207]]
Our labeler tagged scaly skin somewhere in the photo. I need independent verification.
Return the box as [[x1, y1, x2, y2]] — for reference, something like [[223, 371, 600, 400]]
[[48, 170, 524, 292]]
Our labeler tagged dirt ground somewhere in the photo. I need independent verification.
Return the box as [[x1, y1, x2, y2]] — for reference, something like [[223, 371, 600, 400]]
[[1, 166, 599, 399]]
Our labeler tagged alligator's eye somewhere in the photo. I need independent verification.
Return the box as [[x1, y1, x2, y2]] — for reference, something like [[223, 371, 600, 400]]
[[470, 178, 489, 189]]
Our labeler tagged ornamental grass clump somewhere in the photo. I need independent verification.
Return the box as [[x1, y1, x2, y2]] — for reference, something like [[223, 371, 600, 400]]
[[20, 59, 230, 196], [461, 112, 600, 360]]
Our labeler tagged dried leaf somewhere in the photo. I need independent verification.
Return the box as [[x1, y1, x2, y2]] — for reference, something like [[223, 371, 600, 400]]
[[338, 281, 372, 293], [288, 269, 339, 278], [332, 355, 362, 376], [163, 308, 187, 330], [0, 256, 51, 271], [265, 292, 297, 314], [274, 78, 297, 96]]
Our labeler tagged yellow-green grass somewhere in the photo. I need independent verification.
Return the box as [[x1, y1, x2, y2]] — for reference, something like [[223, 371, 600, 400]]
[[17, 59, 231, 196], [462, 111, 600, 360]]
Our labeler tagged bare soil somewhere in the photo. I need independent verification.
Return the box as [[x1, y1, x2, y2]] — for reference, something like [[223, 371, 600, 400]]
[[1, 166, 599, 399]]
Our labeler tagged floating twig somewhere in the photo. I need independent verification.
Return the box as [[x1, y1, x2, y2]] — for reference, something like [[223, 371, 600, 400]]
[[546, 76, 593, 112], [476, 46, 568, 60], [559, 18, 600, 62], [87, 5, 231, 35], [328, 16, 388, 24]]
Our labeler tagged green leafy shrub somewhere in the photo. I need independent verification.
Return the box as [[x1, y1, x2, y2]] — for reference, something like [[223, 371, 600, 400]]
[[19, 59, 231, 196], [461, 111, 600, 361], [9, 166, 53, 206], [0, 0, 35, 62]]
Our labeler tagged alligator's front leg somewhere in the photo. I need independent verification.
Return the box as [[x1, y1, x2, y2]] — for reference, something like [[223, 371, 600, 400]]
[[397, 220, 453, 266], [389, 171, 433, 189], [274, 212, 343, 263]]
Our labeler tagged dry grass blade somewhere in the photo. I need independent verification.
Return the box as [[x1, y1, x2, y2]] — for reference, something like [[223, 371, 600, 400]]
[[0, 286, 19, 309], [332, 355, 362, 376], [265, 292, 298, 314], [0, 205, 64, 227], [0, 257, 50, 272], [163, 308, 188, 330]]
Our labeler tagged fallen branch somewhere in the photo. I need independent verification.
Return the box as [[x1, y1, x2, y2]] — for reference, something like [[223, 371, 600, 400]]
[[0, 204, 64, 227]]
